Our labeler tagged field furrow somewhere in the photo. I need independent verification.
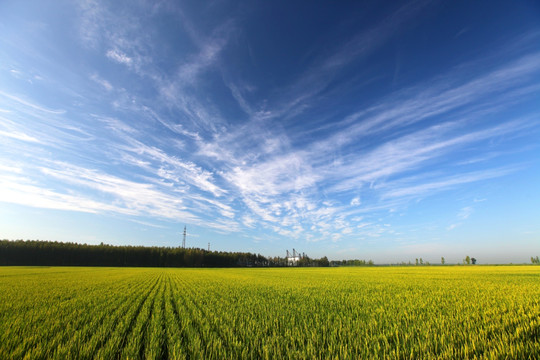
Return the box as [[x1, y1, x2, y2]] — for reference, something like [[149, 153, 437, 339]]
[[80, 274, 157, 359], [94, 271, 161, 359], [164, 275, 188, 359], [117, 274, 162, 360]]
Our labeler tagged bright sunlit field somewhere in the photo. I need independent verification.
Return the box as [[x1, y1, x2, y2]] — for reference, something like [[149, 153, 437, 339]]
[[1, 266, 539, 359]]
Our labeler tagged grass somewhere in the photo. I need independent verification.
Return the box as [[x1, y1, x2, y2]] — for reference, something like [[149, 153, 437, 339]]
[[0, 266, 539, 359]]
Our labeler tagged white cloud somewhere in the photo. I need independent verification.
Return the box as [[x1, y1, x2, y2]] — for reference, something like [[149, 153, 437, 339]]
[[90, 73, 113, 91], [381, 167, 516, 199], [0, 174, 128, 215], [78, 0, 105, 48], [324, 117, 531, 195], [242, 215, 256, 228], [67, 3, 540, 244], [0, 91, 65, 115], [342, 227, 353, 235], [204, 218, 241, 233], [177, 37, 226, 84], [123, 141, 227, 197], [302, 52, 540, 169], [95, 115, 137, 134], [331, 233, 342, 242], [0, 130, 40, 143], [224, 152, 318, 197], [4, 0, 538, 249], [458, 206, 473, 220], [106, 49, 133, 65], [267, 1, 433, 122]]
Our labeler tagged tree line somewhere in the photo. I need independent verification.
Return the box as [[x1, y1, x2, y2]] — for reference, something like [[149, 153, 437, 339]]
[[0, 240, 267, 267], [330, 259, 374, 267], [0, 240, 336, 268]]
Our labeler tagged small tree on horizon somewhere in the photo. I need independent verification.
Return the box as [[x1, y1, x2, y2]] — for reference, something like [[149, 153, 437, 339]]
[[471, 257, 477, 265], [464, 255, 471, 265], [441, 257, 445, 265]]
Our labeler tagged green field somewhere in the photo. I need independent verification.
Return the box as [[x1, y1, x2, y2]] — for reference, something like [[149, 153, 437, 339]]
[[1, 266, 539, 359]]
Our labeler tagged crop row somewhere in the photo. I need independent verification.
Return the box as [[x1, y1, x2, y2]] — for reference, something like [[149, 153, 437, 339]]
[[0, 266, 539, 359]]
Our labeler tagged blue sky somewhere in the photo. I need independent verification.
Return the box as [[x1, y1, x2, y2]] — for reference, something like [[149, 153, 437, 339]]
[[1, 0, 539, 263]]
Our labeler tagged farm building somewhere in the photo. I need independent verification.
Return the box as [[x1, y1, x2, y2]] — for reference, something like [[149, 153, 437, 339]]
[[286, 249, 302, 266]]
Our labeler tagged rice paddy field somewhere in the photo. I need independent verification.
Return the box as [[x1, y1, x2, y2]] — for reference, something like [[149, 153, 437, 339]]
[[1, 266, 539, 359]]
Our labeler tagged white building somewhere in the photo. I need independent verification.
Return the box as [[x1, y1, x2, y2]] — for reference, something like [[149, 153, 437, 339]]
[[286, 249, 301, 266]]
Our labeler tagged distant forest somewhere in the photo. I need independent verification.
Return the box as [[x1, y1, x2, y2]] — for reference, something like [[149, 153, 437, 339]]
[[0, 240, 332, 268]]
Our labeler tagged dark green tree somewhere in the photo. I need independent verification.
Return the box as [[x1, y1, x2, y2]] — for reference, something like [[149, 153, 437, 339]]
[[0, 240, 271, 268]]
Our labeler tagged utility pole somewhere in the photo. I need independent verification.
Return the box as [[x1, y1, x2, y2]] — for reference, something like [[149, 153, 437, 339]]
[[208, 242, 210, 251], [182, 226, 186, 249]]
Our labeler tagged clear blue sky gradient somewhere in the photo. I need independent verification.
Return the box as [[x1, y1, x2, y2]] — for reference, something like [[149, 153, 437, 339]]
[[1, 1, 539, 263]]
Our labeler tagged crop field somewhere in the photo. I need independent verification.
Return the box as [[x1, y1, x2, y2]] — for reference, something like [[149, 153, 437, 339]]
[[0, 266, 539, 359]]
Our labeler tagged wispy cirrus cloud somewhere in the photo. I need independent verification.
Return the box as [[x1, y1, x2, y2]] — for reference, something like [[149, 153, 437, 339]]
[[2, 0, 539, 251], [90, 73, 113, 91], [325, 118, 535, 193], [446, 205, 475, 231], [458, 206, 473, 220], [207, 45, 540, 239], [77, 1, 235, 136], [121, 140, 227, 197], [106, 49, 133, 65], [0, 129, 41, 143], [253, 0, 436, 122], [0, 91, 65, 115], [176, 32, 230, 84], [0, 161, 241, 231], [156, 25, 234, 134], [0, 175, 123, 214], [303, 51, 540, 157], [379, 167, 517, 199]]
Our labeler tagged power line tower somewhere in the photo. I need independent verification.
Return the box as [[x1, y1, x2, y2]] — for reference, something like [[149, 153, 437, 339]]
[[182, 226, 186, 249], [208, 242, 210, 251]]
